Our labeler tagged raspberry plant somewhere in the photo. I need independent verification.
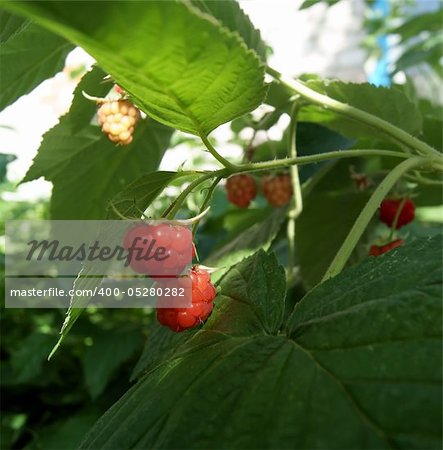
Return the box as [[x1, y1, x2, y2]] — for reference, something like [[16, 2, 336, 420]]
[[1, 1, 442, 449]]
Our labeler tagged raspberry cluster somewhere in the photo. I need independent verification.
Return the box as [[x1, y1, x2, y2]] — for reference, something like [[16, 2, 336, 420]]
[[226, 174, 257, 208], [124, 222, 194, 276], [157, 266, 216, 332], [379, 198, 415, 229], [262, 174, 293, 207], [97, 99, 141, 145], [225, 172, 293, 209]]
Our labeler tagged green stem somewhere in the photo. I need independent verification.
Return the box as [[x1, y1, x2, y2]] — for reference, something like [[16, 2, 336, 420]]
[[164, 172, 225, 219], [388, 197, 407, 241], [287, 102, 302, 277], [192, 176, 222, 235], [200, 134, 237, 169], [162, 149, 413, 220], [266, 67, 440, 158], [237, 149, 409, 173], [406, 172, 443, 186], [322, 156, 429, 281]]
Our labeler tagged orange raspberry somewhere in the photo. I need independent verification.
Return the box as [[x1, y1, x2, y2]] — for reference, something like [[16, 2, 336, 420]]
[[262, 174, 293, 207], [226, 174, 257, 208]]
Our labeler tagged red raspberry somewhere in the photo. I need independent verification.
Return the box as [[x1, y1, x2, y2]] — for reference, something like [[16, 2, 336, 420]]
[[97, 99, 141, 145], [156, 266, 216, 332], [379, 198, 415, 229], [369, 239, 404, 256], [124, 222, 193, 275], [226, 174, 257, 208], [262, 174, 293, 207]]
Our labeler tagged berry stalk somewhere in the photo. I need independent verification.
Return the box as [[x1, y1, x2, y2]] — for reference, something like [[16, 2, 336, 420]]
[[287, 101, 302, 279], [323, 156, 429, 281]]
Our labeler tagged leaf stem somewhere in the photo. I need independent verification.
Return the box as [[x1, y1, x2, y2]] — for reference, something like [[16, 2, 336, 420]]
[[200, 133, 237, 169], [266, 67, 441, 158], [235, 149, 409, 174], [192, 176, 223, 235], [163, 172, 226, 219], [164, 149, 412, 219], [287, 101, 303, 277], [322, 156, 429, 281]]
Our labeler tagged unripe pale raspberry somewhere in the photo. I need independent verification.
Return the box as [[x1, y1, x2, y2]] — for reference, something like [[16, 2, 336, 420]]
[[97, 99, 141, 145], [226, 174, 257, 208], [262, 174, 292, 207], [156, 266, 216, 332]]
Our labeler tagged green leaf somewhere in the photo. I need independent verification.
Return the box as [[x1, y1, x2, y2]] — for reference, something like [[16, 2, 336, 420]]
[[83, 329, 141, 399], [287, 235, 442, 449], [206, 207, 286, 282], [296, 191, 371, 289], [207, 250, 286, 336], [298, 80, 423, 139], [0, 10, 25, 41], [11, 333, 55, 383], [23, 67, 173, 219], [0, 153, 15, 182], [27, 410, 102, 450], [391, 10, 443, 41], [191, 0, 267, 61], [0, 11, 73, 110], [80, 237, 442, 449], [108, 171, 184, 219], [4, 1, 266, 136], [299, 0, 340, 10], [131, 323, 195, 381]]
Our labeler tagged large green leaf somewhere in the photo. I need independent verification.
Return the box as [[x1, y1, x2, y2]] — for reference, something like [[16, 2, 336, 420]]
[[108, 171, 186, 219], [23, 67, 173, 219], [391, 10, 443, 41], [0, 11, 73, 110], [3, 1, 266, 136], [83, 329, 141, 399], [80, 237, 442, 449], [130, 323, 196, 382], [206, 207, 286, 281], [191, 0, 267, 61], [298, 80, 423, 139]]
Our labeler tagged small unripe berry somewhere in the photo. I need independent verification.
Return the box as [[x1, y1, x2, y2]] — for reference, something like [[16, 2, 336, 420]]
[[262, 174, 292, 207], [226, 174, 257, 208]]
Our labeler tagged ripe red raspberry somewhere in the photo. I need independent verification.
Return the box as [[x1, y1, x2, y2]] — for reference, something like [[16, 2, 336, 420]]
[[124, 222, 194, 275], [156, 266, 216, 332], [379, 198, 415, 229], [97, 99, 141, 145], [262, 173, 293, 207], [226, 174, 257, 208], [369, 239, 404, 256]]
